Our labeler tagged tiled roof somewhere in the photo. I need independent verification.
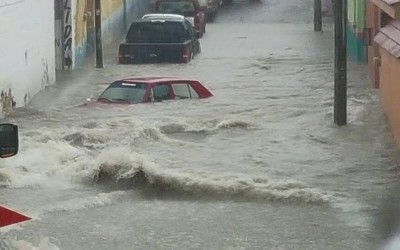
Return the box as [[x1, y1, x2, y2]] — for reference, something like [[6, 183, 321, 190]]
[[374, 21, 400, 58], [383, 0, 400, 5]]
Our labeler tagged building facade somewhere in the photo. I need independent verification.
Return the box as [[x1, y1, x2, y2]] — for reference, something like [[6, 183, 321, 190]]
[[366, 0, 400, 144], [56, 0, 149, 70], [0, 0, 56, 110], [0, 0, 147, 113]]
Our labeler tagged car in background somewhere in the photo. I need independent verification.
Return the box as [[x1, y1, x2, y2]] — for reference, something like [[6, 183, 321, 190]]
[[82, 77, 213, 107], [119, 15, 201, 64], [198, 0, 218, 22], [152, 0, 206, 37]]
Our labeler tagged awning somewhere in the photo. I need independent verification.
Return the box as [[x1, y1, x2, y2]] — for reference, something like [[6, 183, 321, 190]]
[[371, 0, 400, 18], [374, 20, 400, 58]]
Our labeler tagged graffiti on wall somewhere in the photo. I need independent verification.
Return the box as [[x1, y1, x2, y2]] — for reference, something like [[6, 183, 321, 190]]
[[64, 0, 73, 69]]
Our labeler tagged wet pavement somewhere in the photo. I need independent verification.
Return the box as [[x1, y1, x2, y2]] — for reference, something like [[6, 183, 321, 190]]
[[1, 0, 399, 249]]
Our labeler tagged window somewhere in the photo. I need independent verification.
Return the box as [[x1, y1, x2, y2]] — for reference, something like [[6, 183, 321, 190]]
[[152, 84, 171, 101], [183, 23, 191, 40], [188, 84, 199, 98], [184, 20, 194, 39], [171, 83, 200, 99], [155, 1, 196, 16], [126, 22, 185, 43], [99, 82, 147, 103], [172, 84, 191, 99]]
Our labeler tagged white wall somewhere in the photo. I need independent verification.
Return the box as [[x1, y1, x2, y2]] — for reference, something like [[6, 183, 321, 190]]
[[0, 0, 56, 109]]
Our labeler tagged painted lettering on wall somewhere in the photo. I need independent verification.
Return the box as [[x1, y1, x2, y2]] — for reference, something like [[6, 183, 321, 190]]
[[63, 0, 72, 69]]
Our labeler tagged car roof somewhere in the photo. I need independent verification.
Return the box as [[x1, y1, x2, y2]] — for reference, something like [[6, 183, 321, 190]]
[[142, 14, 186, 20], [117, 77, 198, 84], [133, 18, 185, 24]]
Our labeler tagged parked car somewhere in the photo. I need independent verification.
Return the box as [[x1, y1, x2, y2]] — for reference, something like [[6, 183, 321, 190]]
[[198, 0, 218, 22], [119, 15, 201, 64], [82, 77, 213, 107], [152, 0, 206, 37]]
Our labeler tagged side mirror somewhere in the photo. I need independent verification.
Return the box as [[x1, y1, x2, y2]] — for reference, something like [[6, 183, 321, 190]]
[[0, 123, 18, 158]]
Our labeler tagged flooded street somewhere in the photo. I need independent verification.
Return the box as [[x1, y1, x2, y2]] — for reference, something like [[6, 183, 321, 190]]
[[1, 0, 400, 249]]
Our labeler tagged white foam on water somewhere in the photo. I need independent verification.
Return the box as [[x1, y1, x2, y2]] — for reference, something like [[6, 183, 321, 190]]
[[33, 191, 128, 217], [9, 237, 60, 250], [381, 235, 400, 250], [88, 147, 332, 205]]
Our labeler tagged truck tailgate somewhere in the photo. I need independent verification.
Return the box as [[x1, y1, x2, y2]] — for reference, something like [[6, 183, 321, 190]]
[[119, 42, 188, 63]]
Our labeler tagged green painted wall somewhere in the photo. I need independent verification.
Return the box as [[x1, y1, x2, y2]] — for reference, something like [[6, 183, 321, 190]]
[[347, 0, 367, 62]]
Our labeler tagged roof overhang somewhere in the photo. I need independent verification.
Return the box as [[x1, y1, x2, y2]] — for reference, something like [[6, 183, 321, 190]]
[[371, 0, 400, 19], [374, 20, 400, 58]]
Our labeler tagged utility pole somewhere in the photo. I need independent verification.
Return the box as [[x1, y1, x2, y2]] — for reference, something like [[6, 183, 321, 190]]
[[123, 0, 128, 32], [94, 0, 103, 68], [314, 0, 322, 31], [334, 0, 347, 126]]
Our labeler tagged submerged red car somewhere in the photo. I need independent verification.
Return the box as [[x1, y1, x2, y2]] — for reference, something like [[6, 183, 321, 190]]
[[82, 77, 213, 107]]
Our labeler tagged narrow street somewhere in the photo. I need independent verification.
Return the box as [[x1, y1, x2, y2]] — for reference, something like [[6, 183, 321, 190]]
[[1, 0, 399, 249]]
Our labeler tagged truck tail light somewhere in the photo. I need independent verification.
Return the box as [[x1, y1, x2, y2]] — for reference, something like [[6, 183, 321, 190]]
[[182, 48, 189, 62]]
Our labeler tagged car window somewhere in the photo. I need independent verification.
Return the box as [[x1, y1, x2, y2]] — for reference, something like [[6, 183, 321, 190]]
[[183, 23, 191, 40], [188, 84, 199, 98], [152, 84, 172, 101], [156, 1, 196, 16], [99, 82, 147, 103], [171, 83, 199, 99], [172, 84, 191, 99], [184, 20, 195, 39], [126, 22, 185, 43]]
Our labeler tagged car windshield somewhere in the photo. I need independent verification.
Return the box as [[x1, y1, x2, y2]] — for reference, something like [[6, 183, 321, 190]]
[[98, 82, 147, 103], [155, 1, 196, 16], [126, 22, 186, 43]]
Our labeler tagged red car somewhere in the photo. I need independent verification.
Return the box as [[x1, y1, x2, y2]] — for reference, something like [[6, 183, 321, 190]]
[[82, 77, 213, 107], [152, 0, 207, 37]]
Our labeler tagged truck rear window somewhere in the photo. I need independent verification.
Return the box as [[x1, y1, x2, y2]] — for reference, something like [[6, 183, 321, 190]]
[[126, 22, 186, 43], [155, 1, 196, 16]]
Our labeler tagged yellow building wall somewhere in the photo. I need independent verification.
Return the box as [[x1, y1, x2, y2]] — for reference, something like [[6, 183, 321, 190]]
[[75, 0, 88, 46], [74, 0, 125, 46], [71, 0, 148, 67], [102, 0, 124, 21]]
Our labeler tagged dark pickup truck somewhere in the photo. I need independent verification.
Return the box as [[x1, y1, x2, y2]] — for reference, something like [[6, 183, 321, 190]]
[[118, 15, 201, 64]]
